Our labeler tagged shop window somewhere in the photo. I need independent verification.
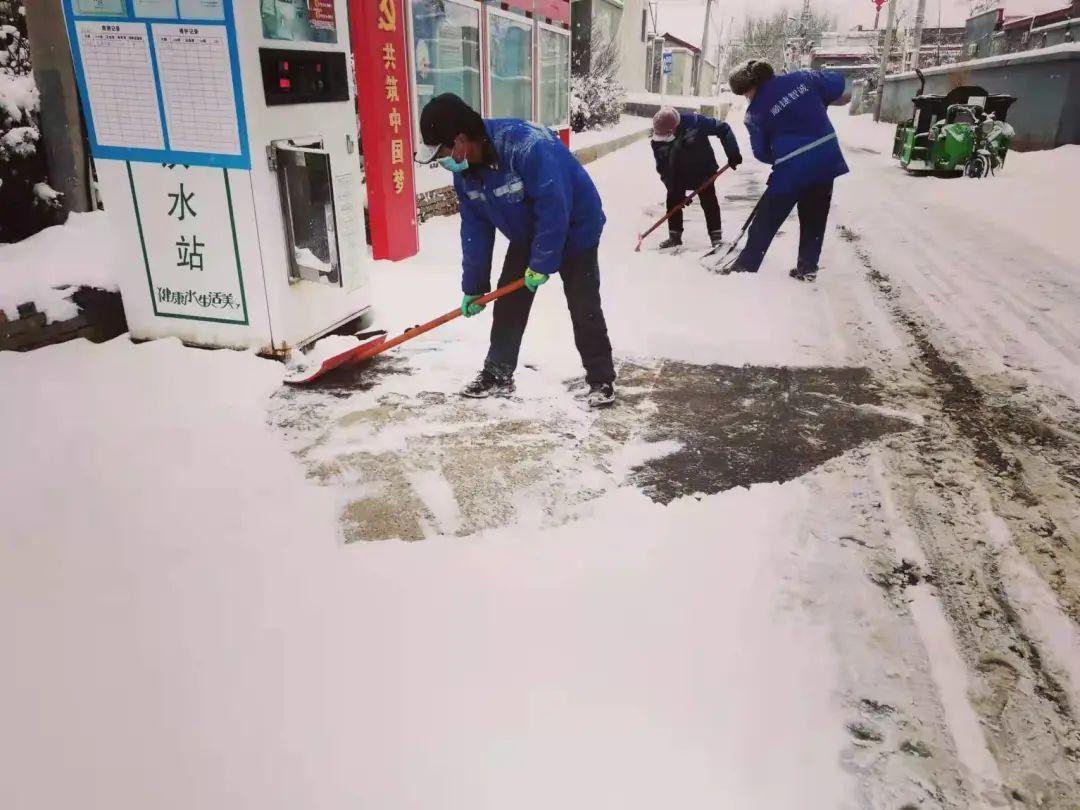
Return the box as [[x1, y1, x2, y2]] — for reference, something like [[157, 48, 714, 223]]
[[538, 25, 570, 128], [411, 0, 482, 115], [488, 9, 534, 121]]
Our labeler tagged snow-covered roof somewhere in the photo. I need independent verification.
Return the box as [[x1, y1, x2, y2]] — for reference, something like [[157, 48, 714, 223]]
[[660, 32, 701, 54]]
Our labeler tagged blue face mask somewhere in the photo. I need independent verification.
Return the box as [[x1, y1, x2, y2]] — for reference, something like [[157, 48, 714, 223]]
[[438, 155, 470, 173]]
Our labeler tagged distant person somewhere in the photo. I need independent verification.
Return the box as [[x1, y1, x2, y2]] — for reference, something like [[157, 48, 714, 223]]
[[724, 60, 849, 282], [414, 94, 616, 407], [650, 106, 742, 250]]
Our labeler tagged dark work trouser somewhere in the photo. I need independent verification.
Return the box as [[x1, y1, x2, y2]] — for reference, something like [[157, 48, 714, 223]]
[[484, 242, 615, 385], [667, 184, 722, 236], [735, 179, 834, 273]]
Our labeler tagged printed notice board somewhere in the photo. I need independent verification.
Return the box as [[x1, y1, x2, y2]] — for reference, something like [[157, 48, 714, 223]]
[[63, 0, 250, 170]]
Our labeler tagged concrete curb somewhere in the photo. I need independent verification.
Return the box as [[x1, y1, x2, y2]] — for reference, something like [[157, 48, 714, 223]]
[[572, 127, 652, 166]]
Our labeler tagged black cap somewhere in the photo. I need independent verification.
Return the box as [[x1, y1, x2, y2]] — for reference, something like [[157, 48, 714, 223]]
[[415, 94, 485, 163]]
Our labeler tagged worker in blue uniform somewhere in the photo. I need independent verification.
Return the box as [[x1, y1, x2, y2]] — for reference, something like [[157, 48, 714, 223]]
[[724, 60, 850, 282], [649, 106, 742, 250], [414, 94, 615, 407]]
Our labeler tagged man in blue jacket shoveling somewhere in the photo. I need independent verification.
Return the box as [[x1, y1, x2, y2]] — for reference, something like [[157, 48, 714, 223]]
[[414, 94, 616, 407], [650, 107, 742, 251], [722, 60, 849, 282]]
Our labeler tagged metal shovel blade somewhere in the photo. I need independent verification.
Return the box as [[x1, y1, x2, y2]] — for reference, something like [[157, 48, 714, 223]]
[[282, 333, 389, 385]]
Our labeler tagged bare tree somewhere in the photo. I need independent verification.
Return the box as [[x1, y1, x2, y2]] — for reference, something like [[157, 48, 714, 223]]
[[724, 8, 836, 74]]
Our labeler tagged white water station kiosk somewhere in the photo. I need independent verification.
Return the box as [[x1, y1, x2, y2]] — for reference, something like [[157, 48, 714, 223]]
[[61, 0, 370, 354]]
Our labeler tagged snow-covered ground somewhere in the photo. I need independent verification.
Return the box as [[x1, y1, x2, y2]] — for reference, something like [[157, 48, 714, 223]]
[[836, 115, 1080, 403], [4, 109, 1080, 809]]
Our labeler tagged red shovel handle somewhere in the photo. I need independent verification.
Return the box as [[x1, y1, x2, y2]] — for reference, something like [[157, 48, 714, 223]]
[[362, 277, 528, 360], [635, 164, 731, 251]]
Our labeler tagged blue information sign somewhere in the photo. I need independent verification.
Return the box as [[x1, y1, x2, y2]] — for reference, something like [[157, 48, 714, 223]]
[[62, 0, 250, 170]]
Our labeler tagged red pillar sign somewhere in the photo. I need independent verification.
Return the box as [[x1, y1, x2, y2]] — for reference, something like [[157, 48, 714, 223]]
[[351, 0, 419, 261]]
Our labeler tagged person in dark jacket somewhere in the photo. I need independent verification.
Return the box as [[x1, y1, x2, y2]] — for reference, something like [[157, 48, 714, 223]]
[[724, 60, 849, 281], [414, 94, 616, 407], [650, 107, 742, 250]]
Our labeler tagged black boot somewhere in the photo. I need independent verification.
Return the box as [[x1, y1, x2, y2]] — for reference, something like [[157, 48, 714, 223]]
[[709, 229, 724, 248], [586, 382, 616, 408], [789, 266, 818, 283], [657, 232, 683, 251], [460, 369, 515, 398]]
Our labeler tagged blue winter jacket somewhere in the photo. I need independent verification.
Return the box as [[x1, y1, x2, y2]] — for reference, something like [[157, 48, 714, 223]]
[[651, 113, 742, 191], [453, 119, 606, 295], [744, 70, 849, 195]]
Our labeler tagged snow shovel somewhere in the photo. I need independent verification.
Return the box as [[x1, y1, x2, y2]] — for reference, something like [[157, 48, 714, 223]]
[[702, 190, 766, 268], [283, 277, 528, 385], [634, 164, 732, 252]]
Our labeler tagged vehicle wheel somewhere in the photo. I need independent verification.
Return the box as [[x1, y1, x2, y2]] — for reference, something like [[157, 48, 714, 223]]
[[965, 154, 990, 178]]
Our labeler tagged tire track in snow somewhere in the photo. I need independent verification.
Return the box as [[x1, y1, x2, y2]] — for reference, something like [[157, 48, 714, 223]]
[[836, 224, 1080, 805]]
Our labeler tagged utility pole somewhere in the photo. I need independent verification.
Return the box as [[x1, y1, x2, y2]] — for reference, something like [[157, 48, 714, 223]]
[[911, 0, 927, 71], [873, 0, 898, 122], [799, 0, 812, 68], [694, 0, 714, 96], [936, 0, 943, 65]]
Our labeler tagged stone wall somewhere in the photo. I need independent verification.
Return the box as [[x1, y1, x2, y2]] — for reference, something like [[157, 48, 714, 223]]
[[0, 287, 127, 351], [879, 45, 1080, 150]]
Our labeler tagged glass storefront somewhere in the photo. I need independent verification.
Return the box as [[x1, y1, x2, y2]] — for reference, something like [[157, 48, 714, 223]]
[[410, 0, 482, 114], [538, 26, 569, 128], [487, 9, 533, 121]]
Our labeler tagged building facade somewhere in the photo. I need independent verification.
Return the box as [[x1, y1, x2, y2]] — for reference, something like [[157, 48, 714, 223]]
[[570, 0, 648, 92]]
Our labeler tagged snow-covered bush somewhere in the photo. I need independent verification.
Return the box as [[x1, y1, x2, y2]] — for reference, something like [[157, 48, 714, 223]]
[[570, 74, 624, 133], [570, 31, 624, 133], [2, 6, 63, 244]]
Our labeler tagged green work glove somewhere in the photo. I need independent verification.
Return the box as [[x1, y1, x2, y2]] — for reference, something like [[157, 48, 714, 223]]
[[461, 293, 486, 318], [524, 268, 549, 293]]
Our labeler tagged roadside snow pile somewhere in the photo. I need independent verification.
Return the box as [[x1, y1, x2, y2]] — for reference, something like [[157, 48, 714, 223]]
[[0, 211, 121, 321]]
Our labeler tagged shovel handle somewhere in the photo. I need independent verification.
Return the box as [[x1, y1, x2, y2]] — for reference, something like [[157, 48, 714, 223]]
[[636, 164, 731, 247], [363, 277, 528, 359]]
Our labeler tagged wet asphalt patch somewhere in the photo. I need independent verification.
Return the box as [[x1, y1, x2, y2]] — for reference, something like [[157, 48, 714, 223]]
[[273, 358, 916, 540], [618, 361, 915, 504]]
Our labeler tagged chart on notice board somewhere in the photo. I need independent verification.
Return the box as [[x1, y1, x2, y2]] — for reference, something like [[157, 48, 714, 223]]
[[154, 25, 241, 155], [63, 0, 249, 169], [75, 21, 165, 150]]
